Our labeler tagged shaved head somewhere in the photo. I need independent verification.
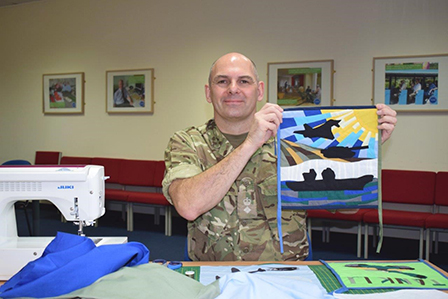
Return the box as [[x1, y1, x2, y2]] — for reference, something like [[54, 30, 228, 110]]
[[208, 53, 259, 86]]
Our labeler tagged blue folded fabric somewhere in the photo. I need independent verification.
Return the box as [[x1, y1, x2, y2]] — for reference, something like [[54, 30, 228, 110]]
[[0, 232, 149, 298]]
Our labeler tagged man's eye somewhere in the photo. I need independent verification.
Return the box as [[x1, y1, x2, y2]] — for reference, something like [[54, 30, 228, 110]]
[[216, 80, 228, 85], [239, 79, 253, 85]]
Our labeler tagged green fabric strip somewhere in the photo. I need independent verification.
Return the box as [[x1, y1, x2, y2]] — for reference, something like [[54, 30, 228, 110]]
[[376, 128, 384, 253]]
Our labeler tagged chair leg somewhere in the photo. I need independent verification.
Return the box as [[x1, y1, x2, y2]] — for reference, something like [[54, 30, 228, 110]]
[[430, 231, 433, 254], [154, 207, 160, 225], [127, 203, 133, 232], [372, 226, 377, 248], [357, 222, 362, 258], [165, 206, 172, 236], [425, 229, 430, 261], [307, 218, 312, 244], [322, 226, 326, 242], [419, 228, 424, 260], [435, 232, 439, 254], [121, 204, 126, 221], [364, 223, 369, 259]]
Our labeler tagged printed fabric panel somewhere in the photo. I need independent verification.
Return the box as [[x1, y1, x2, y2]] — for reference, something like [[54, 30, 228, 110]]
[[277, 106, 381, 210]]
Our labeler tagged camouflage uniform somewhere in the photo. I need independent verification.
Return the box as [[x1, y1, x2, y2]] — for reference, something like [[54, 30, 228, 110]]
[[162, 119, 309, 261]]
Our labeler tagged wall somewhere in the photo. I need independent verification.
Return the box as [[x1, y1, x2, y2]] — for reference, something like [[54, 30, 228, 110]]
[[0, 0, 447, 171]]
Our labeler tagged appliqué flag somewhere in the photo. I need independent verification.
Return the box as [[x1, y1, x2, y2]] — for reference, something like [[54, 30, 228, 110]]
[[277, 106, 380, 210]]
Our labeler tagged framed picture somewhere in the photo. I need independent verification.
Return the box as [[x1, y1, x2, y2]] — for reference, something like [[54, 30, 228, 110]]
[[106, 69, 154, 113], [373, 54, 448, 111], [268, 60, 334, 107], [43, 72, 84, 114]]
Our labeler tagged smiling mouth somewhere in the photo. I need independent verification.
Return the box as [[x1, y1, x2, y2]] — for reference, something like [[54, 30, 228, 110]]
[[223, 98, 244, 104]]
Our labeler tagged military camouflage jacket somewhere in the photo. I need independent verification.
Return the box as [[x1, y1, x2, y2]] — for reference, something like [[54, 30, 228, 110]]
[[162, 119, 308, 261]]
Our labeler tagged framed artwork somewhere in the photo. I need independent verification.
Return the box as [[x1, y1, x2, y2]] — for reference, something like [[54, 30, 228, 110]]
[[373, 54, 448, 111], [43, 72, 84, 114], [277, 106, 380, 211], [106, 69, 154, 113], [267, 60, 334, 107]]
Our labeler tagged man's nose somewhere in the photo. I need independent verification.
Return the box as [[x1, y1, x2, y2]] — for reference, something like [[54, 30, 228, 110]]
[[228, 80, 240, 94]]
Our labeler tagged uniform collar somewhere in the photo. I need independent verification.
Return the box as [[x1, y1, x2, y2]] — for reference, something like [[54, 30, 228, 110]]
[[204, 119, 276, 160], [204, 119, 233, 161]]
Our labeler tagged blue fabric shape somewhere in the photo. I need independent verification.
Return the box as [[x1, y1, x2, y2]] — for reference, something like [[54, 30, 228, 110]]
[[0, 232, 149, 298], [281, 117, 297, 129]]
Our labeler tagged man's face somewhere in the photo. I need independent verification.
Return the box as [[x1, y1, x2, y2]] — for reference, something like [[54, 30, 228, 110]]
[[205, 54, 264, 123], [118, 80, 124, 89]]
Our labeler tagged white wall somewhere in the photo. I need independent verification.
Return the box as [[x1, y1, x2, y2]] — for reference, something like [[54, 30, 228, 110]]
[[0, 0, 447, 171]]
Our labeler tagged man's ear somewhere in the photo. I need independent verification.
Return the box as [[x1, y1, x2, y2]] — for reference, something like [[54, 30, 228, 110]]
[[205, 84, 212, 103], [257, 81, 265, 102]]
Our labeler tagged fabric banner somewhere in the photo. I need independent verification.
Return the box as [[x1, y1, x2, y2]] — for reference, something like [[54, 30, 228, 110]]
[[321, 260, 448, 293], [277, 106, 380, 210]]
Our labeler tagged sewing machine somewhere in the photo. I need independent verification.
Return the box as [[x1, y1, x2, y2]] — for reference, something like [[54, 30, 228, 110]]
[[0, 165, 128, 280]]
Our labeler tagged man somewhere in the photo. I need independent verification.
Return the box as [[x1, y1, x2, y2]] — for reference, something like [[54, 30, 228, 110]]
[[113, 79, 134, 107], [399, 80, 407, 91], [162, 53, 397, 262]]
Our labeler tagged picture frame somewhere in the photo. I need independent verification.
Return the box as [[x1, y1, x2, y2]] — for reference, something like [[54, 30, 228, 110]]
[[372, 54, 447, 111], [106, 69, 154, 113], [43, 72, 84, 114], [267, 60, 334, 107]]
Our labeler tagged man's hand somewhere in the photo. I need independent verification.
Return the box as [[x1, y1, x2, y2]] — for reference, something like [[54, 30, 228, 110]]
[[244, 103, 283, 151], [376, 104, 397, 144]]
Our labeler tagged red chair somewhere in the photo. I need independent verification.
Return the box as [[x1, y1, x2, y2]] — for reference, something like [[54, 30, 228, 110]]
[[35, 151, 61, 165], [425, 172, 448, 260], [307, 209, 370, 258], [119, 159, 171, 236], [363, 169, 436, 259], [91, 158, 128, 221], [60, 156, 92, 165]]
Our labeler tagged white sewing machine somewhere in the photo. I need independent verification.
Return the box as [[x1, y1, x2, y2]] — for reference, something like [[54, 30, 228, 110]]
[[0, 165, 128, 280]]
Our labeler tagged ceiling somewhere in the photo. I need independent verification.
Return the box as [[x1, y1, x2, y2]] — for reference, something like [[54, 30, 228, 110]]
[[0, 0, 41, 7]]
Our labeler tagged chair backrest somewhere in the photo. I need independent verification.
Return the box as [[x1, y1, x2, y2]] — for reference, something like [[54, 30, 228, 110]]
[[35, 151, 61, 165], [119, 159, 156, 187], [60, 156, 92, 165], [435, 171, 448, 206], [91, 157, 124, 184], [153, 161, 166, 188], [381, 169, 436, 205], [1, 159, 32, 165]]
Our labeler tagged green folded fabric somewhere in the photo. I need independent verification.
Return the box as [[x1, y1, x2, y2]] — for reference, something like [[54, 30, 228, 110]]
[[51, 263, 220, 299]]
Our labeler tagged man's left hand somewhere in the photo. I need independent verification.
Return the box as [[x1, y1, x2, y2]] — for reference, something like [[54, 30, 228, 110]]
[[376, 104, 397, 143]]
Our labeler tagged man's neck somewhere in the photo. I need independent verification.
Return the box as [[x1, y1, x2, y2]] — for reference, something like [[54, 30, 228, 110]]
[[214, 115, 252, 135]]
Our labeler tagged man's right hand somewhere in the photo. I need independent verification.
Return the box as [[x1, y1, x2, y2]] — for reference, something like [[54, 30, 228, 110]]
[[244, 103, 283, 152]]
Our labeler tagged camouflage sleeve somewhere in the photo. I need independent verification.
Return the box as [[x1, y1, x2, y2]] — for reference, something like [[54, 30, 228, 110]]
[[162, 129, 204, 204]]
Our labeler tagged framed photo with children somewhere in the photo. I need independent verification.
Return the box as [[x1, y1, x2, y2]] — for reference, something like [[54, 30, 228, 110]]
[[43, 72, 84, 114]]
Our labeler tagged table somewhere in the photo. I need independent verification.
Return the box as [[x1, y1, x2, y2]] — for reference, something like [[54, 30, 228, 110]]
[[177, 260, 448, 295], [2, 260, 448, 294]]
